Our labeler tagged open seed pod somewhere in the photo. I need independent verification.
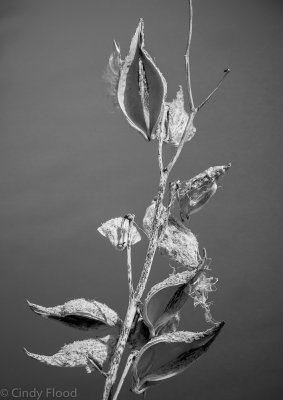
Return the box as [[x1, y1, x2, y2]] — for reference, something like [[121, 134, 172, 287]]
[[117, 19, 167, 141], [98, 215, 141, 251], [24, 335, 116, 374], [132, 322, 224, 394], [27, 298, 122, 333], [143, 269, 200, 337], [179, 164, 231, 221]]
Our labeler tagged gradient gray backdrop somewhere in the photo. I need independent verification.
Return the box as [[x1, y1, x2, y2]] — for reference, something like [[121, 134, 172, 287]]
[[1, 0, 282, 399]]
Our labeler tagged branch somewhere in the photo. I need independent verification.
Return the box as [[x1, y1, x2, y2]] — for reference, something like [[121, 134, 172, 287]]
[[185, 0, 194, 112], [112, 351, 138, 400], [197, 69, 231, 111], [102, 2, 196, 399]]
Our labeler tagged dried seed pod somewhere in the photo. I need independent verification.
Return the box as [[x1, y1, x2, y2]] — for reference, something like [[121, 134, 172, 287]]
[[179, 164, 231, 221], [143, 269, 199, 337], [27, 298, 122, 332], [155, 86, 196, 146], [143, 201, 200, 267], [132, 322, 224, 394], [117, 19, 167, 140], [24, 335, 116, 374], [98, 215, 141, 251]]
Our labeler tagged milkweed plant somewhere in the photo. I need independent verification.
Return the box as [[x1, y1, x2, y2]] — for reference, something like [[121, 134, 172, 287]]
[[25, 1, 231, 399]]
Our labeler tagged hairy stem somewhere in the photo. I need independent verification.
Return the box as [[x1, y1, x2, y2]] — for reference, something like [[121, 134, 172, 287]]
[[102, 169, 168, 400]]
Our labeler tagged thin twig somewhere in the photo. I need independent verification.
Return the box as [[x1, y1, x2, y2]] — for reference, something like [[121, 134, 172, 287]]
[[126, 215, 135, 299], [197, 69, 231, 111], [185, 0, 194, 112], [112, 351, 138, 400]]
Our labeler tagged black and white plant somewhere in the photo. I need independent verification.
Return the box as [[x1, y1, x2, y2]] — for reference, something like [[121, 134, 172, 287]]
[[25, 1, 231, 399]]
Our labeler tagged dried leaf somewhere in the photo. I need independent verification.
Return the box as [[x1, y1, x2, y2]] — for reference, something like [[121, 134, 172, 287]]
[[117, 19, 167, 141], [143, 201, 200, 268], [160, 216, 200, 267], [154, 86, 196, 146], [24, 335, 116, 374], [98, 216, 141, 251], [143, 269, 200, 337], [132, 322, 224, 394], [179, 164, 231, 221], [27, 298, 122, 332]]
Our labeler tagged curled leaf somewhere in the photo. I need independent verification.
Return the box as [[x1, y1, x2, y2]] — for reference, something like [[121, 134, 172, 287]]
[[179, 164, 231, 221], [98, 215, 141, 251], [132, 322, 224, 394], [104, 40, 123, 107], [143, 269, 200, 337], [154, 86, 196, 146], [24, 335, 116, 374], [117, 19, 167, 140], [160, 216, 200, 268], [27, 298, 122, 332], [143, 201, 200, 268]]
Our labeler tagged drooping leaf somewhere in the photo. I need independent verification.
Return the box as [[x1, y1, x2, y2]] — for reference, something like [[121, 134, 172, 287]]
[[143, 201, 200, 268], [27, 298, 122, 332], [98, 215, 141, 251], [154, 86, 196, 146], [132, 322, 224, 394], [179, 164, 231, 221], [24, 335, 116, 374], [143, 269, 200, 337], [117, 19, 167, 140]]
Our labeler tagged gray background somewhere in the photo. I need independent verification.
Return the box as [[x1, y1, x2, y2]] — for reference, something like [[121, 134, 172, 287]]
[[0, 0, 282, 399]]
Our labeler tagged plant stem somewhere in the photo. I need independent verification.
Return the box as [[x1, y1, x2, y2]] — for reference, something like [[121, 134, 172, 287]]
[[112, 351, 138, 400], [126, 216, 134, 299], [185, 0, 194, 112], [102, 169, 168, 400], [102, 2, 195, 399]]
